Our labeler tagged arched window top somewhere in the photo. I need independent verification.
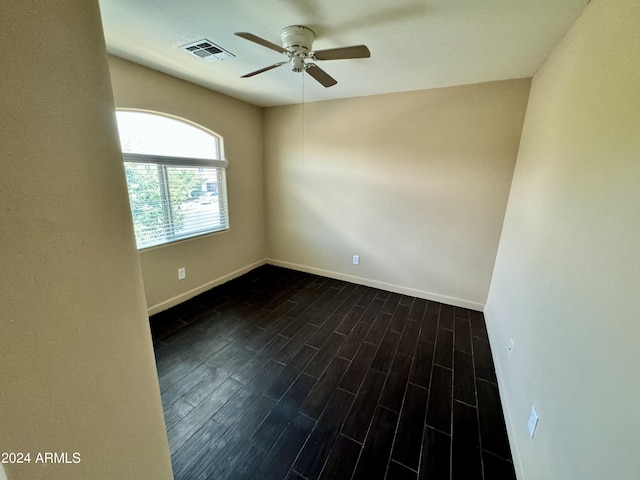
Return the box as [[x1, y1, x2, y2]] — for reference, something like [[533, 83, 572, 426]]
[[115, 110, 222, 161], [115, 109, 229, 249]]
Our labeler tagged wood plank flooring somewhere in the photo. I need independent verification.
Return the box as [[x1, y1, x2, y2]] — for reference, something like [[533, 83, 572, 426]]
[[150, 265, 516, 480]]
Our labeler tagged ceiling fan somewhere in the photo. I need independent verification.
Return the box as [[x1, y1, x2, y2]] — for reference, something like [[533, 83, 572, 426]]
[[235, 25, 370, 87]]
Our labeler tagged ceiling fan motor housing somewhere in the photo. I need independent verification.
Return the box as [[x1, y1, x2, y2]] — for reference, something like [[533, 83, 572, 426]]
[[281, 25, 315, 56]]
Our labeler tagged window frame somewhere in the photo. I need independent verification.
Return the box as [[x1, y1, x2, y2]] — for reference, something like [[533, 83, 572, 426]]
[[116, 110, 230, 250]]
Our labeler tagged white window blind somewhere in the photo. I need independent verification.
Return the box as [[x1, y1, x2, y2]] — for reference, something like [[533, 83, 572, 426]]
[[116, 111, 229, 249]]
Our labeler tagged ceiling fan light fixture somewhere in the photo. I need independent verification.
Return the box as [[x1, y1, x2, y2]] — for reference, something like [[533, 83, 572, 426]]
[[291, 56, 305, 73]]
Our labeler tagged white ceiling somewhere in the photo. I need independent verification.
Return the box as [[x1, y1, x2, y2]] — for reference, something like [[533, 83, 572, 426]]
[[99, 0, 588, 107]]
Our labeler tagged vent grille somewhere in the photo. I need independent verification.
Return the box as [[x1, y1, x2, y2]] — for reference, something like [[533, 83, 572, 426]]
[[180, 40, 234, 62]]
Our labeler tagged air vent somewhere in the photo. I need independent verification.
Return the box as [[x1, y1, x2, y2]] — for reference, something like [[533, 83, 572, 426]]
[[180, 40, 234, 62]]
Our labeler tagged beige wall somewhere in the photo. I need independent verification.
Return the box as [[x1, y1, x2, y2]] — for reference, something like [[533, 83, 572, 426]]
[[108, 56, 266, 313], [485, 0, 640, 478], [0, 2, 172, 479], [264, 80, 530, 309]]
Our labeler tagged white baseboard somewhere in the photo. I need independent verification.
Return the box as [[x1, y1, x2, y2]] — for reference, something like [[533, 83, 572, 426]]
[[148, 257, 486, 315], [146, 259, 268, 316], [267, 258, 485, 311], [483, 305, 526, 480]]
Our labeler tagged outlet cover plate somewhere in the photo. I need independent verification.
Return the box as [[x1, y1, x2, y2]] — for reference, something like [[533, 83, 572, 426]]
[[178, 268, 186, 280], [507, 338, 515, 360], [528, 405, 539, 438]]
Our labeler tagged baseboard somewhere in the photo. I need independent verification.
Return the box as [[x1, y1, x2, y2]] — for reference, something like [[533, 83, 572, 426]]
[[483, 305, 526, 480], [267, 258, 485, 311], [146, 259, 268, 316]]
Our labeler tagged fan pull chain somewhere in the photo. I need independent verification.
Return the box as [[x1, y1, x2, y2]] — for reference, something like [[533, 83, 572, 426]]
[[302, 71, 305, 165]]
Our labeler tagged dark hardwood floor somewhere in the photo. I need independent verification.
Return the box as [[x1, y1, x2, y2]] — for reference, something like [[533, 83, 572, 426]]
[[150, 265, 516, 480]]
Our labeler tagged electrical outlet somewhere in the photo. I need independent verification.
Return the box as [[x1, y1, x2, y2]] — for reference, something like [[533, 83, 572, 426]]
[[178, 267, 186, 280], [507, 338, 515, 360], [528, 406, 539, 438], [352, 255, 360, 265]]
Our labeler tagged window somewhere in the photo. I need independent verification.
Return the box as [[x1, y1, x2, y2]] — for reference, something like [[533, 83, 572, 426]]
[[115, 110, 229, 249]]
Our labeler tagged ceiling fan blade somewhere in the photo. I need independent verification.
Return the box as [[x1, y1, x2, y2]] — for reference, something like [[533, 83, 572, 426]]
[[241, 62, 288, 78], [312, 45, 371, 61], [235, 32, 288, 55], [305, 64, 337, 87]]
